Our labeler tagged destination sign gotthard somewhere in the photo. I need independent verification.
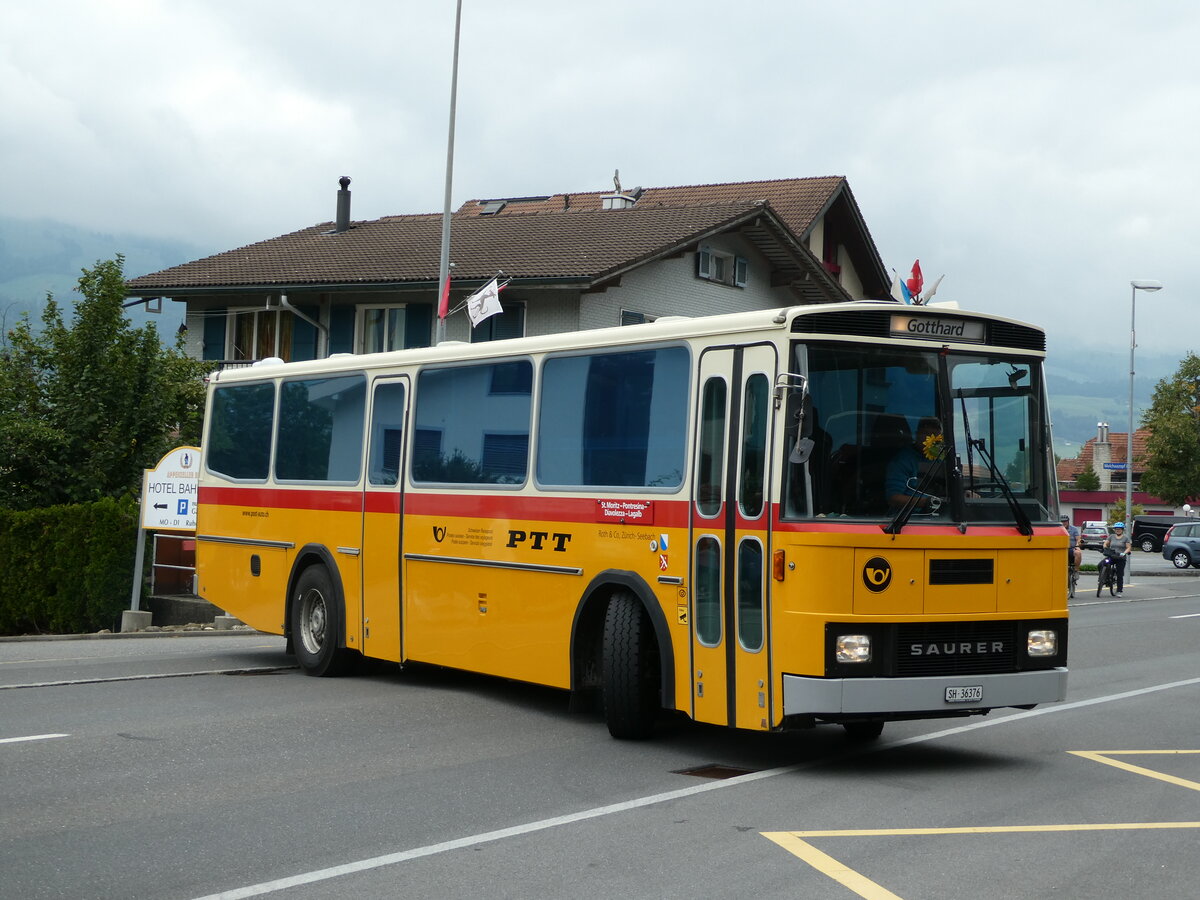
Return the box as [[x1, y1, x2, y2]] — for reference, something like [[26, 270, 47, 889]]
[[890, 315, 985, 343]]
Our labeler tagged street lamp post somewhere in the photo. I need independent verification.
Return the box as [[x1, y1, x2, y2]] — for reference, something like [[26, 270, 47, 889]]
[[1127, 280, 1163, 562]]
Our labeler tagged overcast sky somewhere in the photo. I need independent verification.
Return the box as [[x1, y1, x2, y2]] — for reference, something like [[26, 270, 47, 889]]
[[3, 0, 1197, 361]]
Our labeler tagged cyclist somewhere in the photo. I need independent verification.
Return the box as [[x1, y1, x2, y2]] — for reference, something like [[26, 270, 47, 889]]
[[1061, 515, 1082, 572], [1104, 521, 1132, 595]]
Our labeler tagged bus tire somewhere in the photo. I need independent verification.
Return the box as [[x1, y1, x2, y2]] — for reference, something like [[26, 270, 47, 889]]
[[291, 565, 353, 677], [602, 591, 660, 740]]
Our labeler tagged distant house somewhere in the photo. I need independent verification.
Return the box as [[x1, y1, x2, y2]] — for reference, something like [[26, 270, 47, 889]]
[[1057, 422, 1180, 521], [124, 175, 891, 362]]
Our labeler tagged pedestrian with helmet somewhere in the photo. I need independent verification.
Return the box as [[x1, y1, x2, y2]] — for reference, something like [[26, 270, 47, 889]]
[[1104, 522, 1132, 594]]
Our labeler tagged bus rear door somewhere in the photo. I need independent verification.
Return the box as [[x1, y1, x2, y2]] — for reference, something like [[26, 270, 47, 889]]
[[690, 344, 776, 730]]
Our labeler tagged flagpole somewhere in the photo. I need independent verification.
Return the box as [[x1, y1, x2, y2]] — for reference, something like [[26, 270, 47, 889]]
[[435, 0, 463, 345]]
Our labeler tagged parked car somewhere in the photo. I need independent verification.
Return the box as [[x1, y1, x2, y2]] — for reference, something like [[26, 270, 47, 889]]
[[1079, 525, 1109, 550], [1162, 523, 1200, 569], [1131, 515, 1194, 553]]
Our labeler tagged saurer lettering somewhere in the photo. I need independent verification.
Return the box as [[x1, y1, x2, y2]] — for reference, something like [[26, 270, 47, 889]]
[[909, 641, 1006, 656]]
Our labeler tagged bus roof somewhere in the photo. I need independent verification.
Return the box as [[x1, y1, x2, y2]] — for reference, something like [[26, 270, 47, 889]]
[[209, 301, 1045, 383]]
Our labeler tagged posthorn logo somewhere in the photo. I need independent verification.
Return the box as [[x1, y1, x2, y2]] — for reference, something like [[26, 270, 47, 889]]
[[433, 526, 447, 543], [862, 557, 892, 592]]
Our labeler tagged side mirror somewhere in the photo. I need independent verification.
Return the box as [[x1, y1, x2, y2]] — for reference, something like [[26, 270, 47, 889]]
[[775, 373, 813, 463]]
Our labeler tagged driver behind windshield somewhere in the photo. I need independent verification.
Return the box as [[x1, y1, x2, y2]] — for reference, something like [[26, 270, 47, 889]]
[[886, 416, 943, 511]]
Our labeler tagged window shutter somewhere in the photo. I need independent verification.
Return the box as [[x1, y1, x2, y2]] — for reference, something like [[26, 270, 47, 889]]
[[492, 304, 525, 341], [202, 307, 226, 361], [734, 256, 748, 288], [696, 247, 711, 279]]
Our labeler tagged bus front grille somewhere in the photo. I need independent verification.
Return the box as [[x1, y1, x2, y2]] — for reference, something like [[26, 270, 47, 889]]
[[894, 621, 1018, 676]]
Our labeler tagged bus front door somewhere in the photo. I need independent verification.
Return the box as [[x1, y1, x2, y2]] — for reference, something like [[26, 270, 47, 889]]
[[361, 376, 410, 662], [690, 344, 776, 730]]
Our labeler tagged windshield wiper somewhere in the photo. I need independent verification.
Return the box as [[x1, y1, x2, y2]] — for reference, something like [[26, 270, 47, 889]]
[[883, 442, 948, 535], [966, 437, 1034, 536]]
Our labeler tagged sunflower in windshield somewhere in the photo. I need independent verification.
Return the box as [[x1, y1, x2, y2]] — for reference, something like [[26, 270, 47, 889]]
[[922, 432, 944, 460]]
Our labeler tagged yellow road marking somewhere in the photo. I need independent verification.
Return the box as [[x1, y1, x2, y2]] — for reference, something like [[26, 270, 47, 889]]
[[761, 832, 903, 900], [766, 750, 1200, 899], [763, 823, 1200, 899], [1069, 750, 1200, 792]]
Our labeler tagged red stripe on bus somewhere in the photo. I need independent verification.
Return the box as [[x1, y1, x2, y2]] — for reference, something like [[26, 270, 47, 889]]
[[200, 486, 690, 527], [199, 486, 363, 513]]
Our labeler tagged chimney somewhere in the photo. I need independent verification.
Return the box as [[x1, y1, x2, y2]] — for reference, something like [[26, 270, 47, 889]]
[[1097, 422, 1109, 444], [335, 176, 352, 233]]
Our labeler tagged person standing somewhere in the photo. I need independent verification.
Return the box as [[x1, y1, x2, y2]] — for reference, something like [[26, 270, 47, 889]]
[[1104, 521, 1132, 594]]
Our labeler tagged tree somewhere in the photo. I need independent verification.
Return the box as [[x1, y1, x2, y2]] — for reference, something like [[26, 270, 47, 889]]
[[1140, 352, 1200, 507], [0, 255, 210, 510], [1107, 499, 1142, 525], [1075, 467, 1100, 491]]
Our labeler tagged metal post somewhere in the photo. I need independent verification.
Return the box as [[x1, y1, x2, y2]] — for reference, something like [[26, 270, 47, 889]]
[[129, 526, 147, 611], [435, 0, 463, 345], [1126, 282, 1135, 534]]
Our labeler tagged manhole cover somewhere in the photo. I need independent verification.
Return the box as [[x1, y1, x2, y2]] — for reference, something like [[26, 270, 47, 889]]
[[672, 764, 757, 779]]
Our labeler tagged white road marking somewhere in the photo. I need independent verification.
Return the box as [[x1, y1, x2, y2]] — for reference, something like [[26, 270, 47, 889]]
[[0, 733, 69, 745], [1170, 612, 1200, 619], [0, 666, 295, 690], [191, 674, 1200, 900]]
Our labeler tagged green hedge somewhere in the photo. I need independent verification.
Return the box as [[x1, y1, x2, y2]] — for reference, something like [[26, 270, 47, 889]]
[[0, 497, 139, 635]]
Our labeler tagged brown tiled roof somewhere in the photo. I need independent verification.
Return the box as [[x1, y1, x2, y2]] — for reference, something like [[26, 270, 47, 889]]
[[127, 200, 814, 292], [458, 176, 849, 238], [1057, 430, 1151, 481], [127, 199, 854, 305]]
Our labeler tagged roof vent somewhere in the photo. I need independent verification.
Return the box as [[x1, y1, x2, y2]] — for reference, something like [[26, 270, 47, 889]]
[[335, 176, 352, 233]]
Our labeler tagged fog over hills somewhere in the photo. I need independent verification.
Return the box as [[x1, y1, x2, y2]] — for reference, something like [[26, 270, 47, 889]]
[[0, 216, 201, 337], [2, 217, 1188, 462]]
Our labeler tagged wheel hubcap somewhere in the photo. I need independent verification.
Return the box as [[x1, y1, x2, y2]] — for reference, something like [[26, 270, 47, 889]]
[[299, 588, 327, 655]]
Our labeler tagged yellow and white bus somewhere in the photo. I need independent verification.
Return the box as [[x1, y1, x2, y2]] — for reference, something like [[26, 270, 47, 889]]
[[197, 301, 1067, 739]]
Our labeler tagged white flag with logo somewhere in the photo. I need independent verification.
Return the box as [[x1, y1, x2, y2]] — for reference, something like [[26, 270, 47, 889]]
[[465, 277, 503, 327]]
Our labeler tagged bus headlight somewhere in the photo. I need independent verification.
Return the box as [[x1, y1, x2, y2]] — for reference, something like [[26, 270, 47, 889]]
[[836, 634, 872, 663], [1027, 629, 1058, 657]]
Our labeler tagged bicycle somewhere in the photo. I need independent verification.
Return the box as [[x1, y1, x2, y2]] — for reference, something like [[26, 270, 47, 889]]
[[1067, 560, 1079, 599], [1096, 549, 1119, 597]]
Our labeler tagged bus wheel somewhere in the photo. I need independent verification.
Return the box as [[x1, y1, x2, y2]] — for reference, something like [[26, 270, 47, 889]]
[[843, 720, 884, 741], [602, 591, 660, 740], [291, 565, 353, 677]]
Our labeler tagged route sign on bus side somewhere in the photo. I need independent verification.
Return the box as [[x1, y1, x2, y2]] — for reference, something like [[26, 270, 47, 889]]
[[140, 446, 200, 531]]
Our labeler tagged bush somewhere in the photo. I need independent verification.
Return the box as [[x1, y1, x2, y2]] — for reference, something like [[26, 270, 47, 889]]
[[0, 497, 139, 634]]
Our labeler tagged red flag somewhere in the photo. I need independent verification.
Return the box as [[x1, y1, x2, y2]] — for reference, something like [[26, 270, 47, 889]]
[[437, 274, 450, 320], [906, 259, 923, 298]]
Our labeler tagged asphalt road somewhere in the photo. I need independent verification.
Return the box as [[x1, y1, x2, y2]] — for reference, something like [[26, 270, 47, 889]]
[[1, 576, 1198, 900]]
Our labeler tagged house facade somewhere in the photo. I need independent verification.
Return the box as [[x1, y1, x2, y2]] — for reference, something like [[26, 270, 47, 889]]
[[1056, 422, 1182, 522], [124, 176, 892, 362]]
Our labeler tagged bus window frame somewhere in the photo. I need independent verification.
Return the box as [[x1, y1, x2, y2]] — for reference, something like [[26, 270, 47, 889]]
[[204, 378, 279, 484], [273, 371, 369, 487], [532, 341, 693, 495], [408, 355, 536, 491]]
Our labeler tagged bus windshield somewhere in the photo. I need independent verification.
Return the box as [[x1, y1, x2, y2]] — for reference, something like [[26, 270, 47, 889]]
[[785, 342, 1057, 527]]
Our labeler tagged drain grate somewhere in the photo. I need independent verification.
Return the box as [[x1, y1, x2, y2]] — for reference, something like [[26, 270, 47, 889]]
[[673, 764, 757, 779]]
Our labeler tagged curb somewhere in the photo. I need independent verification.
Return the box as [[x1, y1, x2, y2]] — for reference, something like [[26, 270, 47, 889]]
[[0, 629, 271, 644]]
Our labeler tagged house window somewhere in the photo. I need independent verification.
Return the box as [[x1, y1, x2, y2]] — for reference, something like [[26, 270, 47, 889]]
[[621, 310, 656, 326], [229, 308, 295, 361], [359, 306, 406, 353], [471, 302, 525, 343], [696, 246, 748, 288]]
